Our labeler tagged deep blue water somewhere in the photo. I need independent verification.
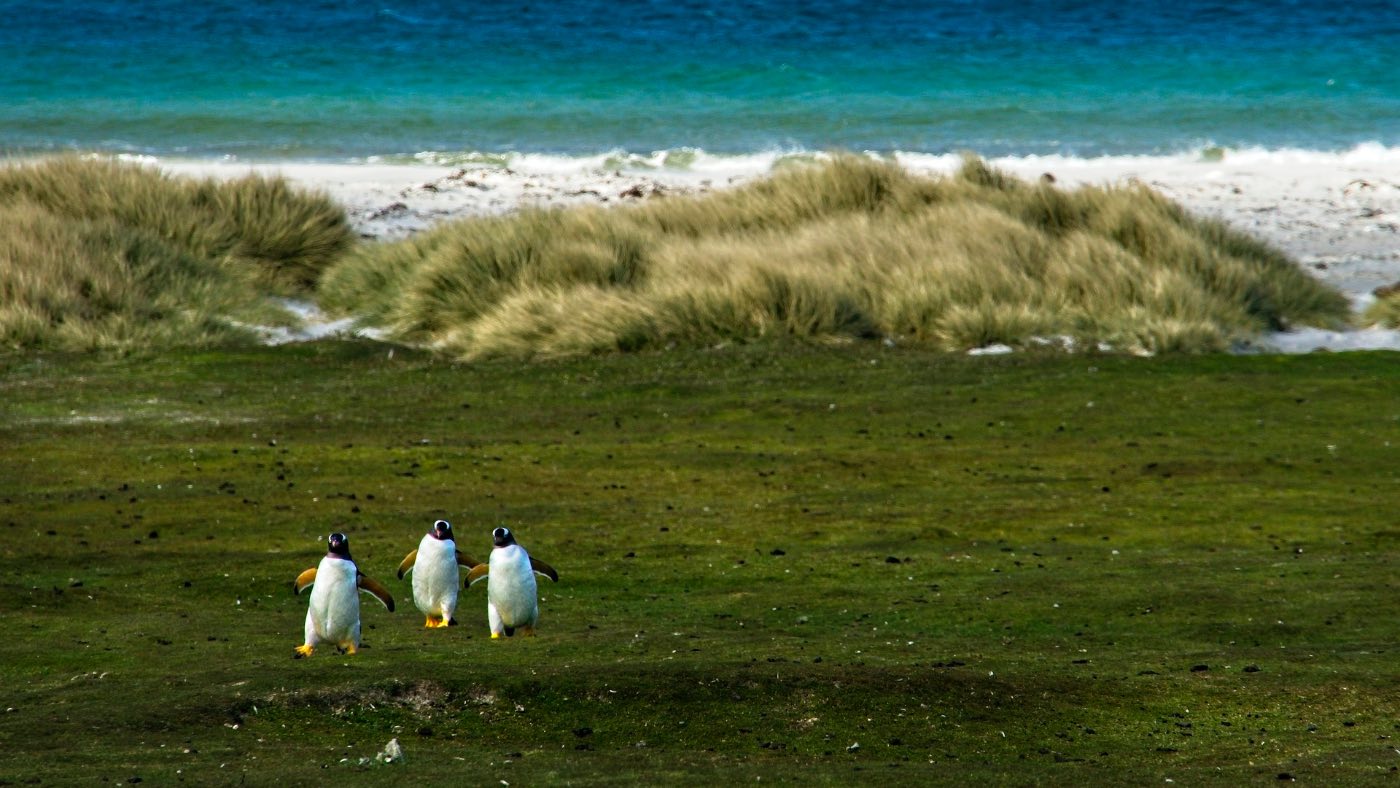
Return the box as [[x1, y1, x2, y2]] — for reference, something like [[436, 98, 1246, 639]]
[[2, 0, 1397, 162]]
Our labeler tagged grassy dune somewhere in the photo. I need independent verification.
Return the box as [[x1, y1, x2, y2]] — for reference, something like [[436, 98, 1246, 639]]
[[320, 156, 1351, 359], [0, 156, 353, 352], [1, 344, 1396, 783], [1, 154, 1356, 357]]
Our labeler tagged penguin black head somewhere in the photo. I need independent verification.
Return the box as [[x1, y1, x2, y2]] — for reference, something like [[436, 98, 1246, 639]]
[[492, 527, 515, 547], [327, 532, 351, 558], [431, 519, 453, 541]]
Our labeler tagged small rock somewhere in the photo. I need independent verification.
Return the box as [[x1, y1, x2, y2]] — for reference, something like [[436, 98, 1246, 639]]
[[375, 738, 404, 764]]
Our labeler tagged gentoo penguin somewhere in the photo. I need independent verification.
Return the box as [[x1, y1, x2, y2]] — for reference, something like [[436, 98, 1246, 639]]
[[465, 526, 558, 638], [293, 532, 394, 657], [396, 519, 482, 628]]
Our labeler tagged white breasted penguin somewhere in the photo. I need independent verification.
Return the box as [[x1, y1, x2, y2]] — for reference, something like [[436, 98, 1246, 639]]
[[396, 519, 482, 628], [293, 532, 394, 657], [466, 526, 558, 638]]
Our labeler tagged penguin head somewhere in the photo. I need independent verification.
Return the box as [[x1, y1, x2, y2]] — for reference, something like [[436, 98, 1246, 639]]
[[327, 532, 351, 558], [431, 519, 453, 541], [492, 527, 515, 547]]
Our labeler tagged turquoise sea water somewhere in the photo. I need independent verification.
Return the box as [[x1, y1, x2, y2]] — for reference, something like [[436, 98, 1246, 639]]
[[2, 0, 1397, 164]]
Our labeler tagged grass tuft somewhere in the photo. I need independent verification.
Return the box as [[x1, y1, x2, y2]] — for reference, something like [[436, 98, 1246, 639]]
[[0, 156, 354, 351], [1362, 284, 1400, 327]]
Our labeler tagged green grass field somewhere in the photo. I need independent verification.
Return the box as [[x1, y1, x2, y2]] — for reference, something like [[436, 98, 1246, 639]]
[[2, 343, 1396, 784]]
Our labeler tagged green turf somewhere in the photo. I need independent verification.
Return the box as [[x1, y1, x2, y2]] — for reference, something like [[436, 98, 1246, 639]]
[[1, 343, 1396, 785]]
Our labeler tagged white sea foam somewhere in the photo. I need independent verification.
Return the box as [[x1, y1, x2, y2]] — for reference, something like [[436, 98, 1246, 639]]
[[384, 141, 1400, 183]]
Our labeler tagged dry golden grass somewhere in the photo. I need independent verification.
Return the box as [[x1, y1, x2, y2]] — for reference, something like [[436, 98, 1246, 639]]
[[1362, 286, 1400, 328], [0, 156, 353, 351], [320, 155, 1350, 359]]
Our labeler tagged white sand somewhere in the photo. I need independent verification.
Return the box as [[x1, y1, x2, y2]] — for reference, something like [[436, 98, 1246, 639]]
[[154, 149, 1400, 352]]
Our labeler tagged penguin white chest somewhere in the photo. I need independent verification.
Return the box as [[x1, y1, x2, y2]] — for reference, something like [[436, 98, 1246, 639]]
[[411, 535, 459, 618], [307, 556, 360, 645], [488, 545, 538, 628]]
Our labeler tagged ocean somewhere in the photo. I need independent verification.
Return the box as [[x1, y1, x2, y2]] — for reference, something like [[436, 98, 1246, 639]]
[[2, 0, 1398, 168]]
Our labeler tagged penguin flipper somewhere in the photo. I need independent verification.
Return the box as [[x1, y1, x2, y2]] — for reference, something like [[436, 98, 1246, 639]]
[[358, 573, 396, 612], [529, 557, 559, 582], [465, 563, 490, 587], [293, 567, 317, 594], [396, 549, 418, 579], [456, 550, 482, 569]]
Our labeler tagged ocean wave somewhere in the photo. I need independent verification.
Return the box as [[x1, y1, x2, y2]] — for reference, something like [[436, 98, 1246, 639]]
[[356, 141, 1400, 184]]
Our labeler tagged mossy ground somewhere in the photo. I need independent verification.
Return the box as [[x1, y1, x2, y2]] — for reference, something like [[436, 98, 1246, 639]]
[[1, 343, 1396, 784]]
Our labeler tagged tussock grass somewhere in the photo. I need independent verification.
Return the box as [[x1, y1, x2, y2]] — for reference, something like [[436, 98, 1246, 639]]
[[320, 155, 1350, 359], [0, 156, 353, 351], [1362, 285, 1400, 327]]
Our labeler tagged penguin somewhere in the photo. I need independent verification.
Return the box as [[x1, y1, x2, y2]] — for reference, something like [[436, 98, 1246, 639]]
[[293, 532, 394, 657], [465, 526, 558, 638], [396, 519, 482, 628]]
